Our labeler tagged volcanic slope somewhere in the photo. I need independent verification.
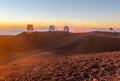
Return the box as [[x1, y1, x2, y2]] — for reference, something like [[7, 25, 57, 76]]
[[0, 31, 120, 54]]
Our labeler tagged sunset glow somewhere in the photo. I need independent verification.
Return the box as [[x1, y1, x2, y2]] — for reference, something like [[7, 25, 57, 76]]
[[0, 0, 120, 28]]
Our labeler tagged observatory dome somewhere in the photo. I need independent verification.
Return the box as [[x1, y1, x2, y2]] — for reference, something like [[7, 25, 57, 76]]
[[49, 25, 55, 32], [64, 26, 70, 32], [26, 24, 34, 32]]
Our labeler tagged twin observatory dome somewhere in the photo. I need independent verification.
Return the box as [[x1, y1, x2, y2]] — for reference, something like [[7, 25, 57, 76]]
[[26, 24, 70, 32]]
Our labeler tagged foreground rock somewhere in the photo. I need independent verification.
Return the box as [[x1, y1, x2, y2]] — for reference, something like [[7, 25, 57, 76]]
[[0, 52, 120, 81]]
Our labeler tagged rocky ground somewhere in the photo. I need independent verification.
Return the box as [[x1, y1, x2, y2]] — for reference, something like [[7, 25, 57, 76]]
[[0, 51, 120, 81]]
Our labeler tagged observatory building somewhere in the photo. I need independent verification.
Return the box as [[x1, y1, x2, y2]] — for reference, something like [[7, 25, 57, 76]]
[[109, 28, 113, 32], [26, 24, 34, 32], [64, 26, 70, 32], [49, 25, 55, 32]]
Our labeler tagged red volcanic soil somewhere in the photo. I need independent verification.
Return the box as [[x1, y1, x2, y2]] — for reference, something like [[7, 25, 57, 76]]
[[0, 51, 119, 81], [0, 32, 81, 53], [0, 32, 120, 81], [0, 31, 120, 65], [92, 31, 120, 37], [0, 31, 120, 54]]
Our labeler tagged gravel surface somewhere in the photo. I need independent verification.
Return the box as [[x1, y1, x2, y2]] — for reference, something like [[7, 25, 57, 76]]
[[0, 52, 120, 81]]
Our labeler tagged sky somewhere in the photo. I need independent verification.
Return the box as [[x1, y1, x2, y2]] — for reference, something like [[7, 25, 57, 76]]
[[0, 0, 120, 28]]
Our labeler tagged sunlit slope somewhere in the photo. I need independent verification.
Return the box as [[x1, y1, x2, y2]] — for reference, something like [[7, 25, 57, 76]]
[[0, 31, 120, 54]]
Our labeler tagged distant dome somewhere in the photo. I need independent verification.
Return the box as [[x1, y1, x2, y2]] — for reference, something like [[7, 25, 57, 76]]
[[64, 26, 70, 32], [109, 28, 113, 32], [49, 25, 55, 31]]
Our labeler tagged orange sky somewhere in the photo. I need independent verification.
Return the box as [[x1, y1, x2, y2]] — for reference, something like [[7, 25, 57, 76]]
[[0, 21, 120, 28], [0, 0, 120, 28]]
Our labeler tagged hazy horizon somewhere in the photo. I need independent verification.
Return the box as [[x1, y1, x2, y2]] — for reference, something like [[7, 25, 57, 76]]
[[0, 27, 120, 35]]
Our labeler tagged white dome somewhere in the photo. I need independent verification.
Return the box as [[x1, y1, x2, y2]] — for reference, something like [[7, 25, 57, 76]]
[[49, 26, 55, 31], [64, 26, 70, 32]]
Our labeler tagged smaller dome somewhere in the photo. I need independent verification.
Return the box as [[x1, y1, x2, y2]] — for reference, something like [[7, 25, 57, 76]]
[[64, 26, 70, 32], [49, 25, 55, 31]]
